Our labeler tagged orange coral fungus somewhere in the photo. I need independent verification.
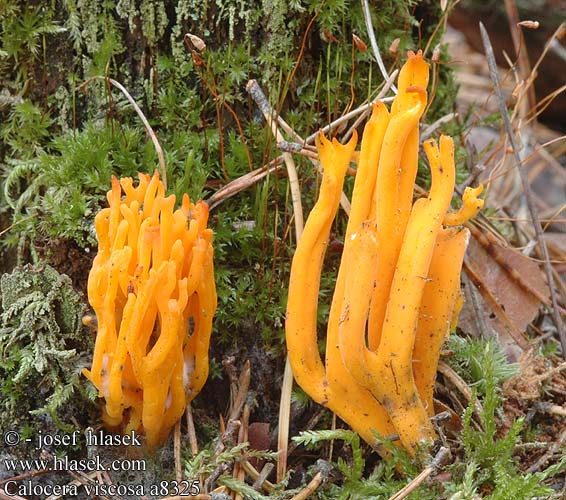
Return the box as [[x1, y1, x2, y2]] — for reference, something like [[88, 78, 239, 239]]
[[286, 51, 483, 454], [83, 172, 216, 448]]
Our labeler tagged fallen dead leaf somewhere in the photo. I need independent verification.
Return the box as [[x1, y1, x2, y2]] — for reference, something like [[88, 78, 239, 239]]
[[459, 233, 549, 359]]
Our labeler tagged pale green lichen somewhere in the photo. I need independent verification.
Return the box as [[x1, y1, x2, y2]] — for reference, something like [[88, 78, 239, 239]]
[[140, 0, 168, 46], [116, 0, 138, 33], [0, 264, 94, 432]]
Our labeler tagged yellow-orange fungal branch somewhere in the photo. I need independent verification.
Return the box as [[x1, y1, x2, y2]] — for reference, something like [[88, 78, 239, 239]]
[[412, 227, 470, 416], [368, 88, 427, 350], [364, 136, 455, 452], [83, 172, 216, 449], [286, 132, 355, 405], [367, 53, 429, 351], [286, 132, 396, 447], [444, 184, 484, 226], [325, 110, 397, 445]]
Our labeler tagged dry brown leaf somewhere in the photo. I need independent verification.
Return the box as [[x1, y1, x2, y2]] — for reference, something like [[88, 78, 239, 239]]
[[503, 349, 550, 400], [247, 422, 270, 469], [459, 234, 549, 358]]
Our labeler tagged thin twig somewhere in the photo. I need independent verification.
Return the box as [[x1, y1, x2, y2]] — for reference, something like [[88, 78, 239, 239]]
[[534, 402, 566, 417], [532, 361, 566, 384], [206, 157, 284, 210], [527, 427, 566, 473], [240, 460, 275, 492], [503, 0, 536, 114], [174, 420, 182, 482], [246, 80, 304, 239], [229, 360, 251, 422], [0, 468, 50, 485], [276, 359, 294, 483], [233, 404, 249, 500], [251, 463, 275, 492], [421, 112, 457, 141], [387, 447, 451, 500], [289, 472, 324, 500], [79, 76, 167, 189], [341, 69, 399, 142], [479, 22, 566, 357], [438, 361, 484, 424], [305, 95, 394, 144], [246, 79, 305, 484]]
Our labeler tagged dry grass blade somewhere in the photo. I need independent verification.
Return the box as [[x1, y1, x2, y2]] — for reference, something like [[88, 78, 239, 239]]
[[503, 0, 536, 114], [305, 94, 394, 145], [233, 404, 249, 500], [79, 76, 167, 189], [341, 68, 399, 142], [185, 404, 199, 456], [437, 361, 484, 425], [229, 360, 251, 422], [479, 22, 566, 357], [276, 359, 294, 483], [361, 0, 398, 94], [421, 112, 457, 141]]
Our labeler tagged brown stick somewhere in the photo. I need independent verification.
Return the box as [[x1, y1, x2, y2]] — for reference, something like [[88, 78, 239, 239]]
[[185, 404, 199, 456], [0, 469, 50, 485]]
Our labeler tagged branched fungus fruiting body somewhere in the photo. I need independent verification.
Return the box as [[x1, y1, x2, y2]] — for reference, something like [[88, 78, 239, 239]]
[[286, 52, 483, 455], [83, 172, 216, 448], [286, 132, 396, 447]]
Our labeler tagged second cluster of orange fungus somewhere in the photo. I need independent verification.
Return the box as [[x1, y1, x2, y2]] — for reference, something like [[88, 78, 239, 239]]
[[83, 172, 216, 448], [285, 51, 484, 454]]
